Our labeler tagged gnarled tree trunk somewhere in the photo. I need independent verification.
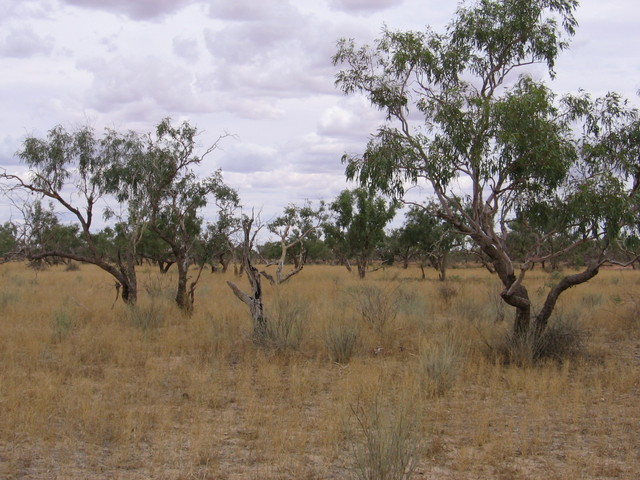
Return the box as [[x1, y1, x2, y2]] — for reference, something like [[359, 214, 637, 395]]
[[227, 217, 267, 341]]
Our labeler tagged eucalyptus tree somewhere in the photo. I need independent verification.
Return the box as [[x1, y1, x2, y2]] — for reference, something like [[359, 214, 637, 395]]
[[112, 118, 239, 313], [261, 200, 327, 284], [22, 200, 83, 265], [324, 188, 397, 278], [136, 227, 175, 272], [397, 203, 461, 280], [333, 0, 640, 343], [1, 125, 146, 304], [199, 199, 242, 273], [0, 222, 18, 261]]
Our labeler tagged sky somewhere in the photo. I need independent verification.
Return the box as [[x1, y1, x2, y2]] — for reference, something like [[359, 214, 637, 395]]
[[1, 0, 639, 232]]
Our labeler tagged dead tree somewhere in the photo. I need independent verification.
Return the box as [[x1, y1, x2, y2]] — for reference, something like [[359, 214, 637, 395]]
[[226, 214, 267, 342]]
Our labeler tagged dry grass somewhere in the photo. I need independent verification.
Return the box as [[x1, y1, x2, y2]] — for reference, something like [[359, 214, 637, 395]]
[[0, 262, 639, 479]]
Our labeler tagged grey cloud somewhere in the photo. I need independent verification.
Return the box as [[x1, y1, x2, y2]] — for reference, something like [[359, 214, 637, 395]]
[[216, 143, 282, 174], [173, 36, 200, 62], [0, 27, 54, 58], [328, 0, 404, 14], [77, 55, 212, 119], [202, 12, 346, 100], [0, 1, 56, 23], [282, 132, 367, 175], [203, 22, 293, 64], [60, 0, 196, 20], [0, 135, 20, 167], [206, 0, 296, 21]]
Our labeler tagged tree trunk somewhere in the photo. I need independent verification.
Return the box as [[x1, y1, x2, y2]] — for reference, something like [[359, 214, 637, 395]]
[[437, 253, 447, 281], [438, 264, 446, 282], [357, 260, 366, 279], [342, 257, 353, 273], [158, 260, 173, 273], [30, 250, 138, 306], [175, 255, 193, 314], [226, 216, 268, 341], [533, 261, 600, 335], [120, 277, 137, 305]]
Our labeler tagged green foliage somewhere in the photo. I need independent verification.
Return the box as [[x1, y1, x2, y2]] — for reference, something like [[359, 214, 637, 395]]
[[22, 201, 84, 258], [0, 222, 18, 258], [324, 188, 397, 278], [393, 203, 461, 279], [264, 200, 328, 283], [4, 124, 147, 304], [103, 117, 240, 310], [333, 0, 639, 340]]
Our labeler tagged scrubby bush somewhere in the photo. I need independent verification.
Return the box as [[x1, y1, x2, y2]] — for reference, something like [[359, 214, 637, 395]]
[[491, 313, 584, 366]]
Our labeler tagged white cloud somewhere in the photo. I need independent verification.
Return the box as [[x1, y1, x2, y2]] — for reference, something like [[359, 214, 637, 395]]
[[223, 99, 285, 120], [317, 97, 385, 139]]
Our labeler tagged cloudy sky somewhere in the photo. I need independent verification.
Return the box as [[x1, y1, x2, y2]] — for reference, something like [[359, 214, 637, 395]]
[[1, 0, 639, 230]]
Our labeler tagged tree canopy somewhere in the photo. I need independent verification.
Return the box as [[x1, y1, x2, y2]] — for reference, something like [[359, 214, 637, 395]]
[[333, 0, 640, 344], [324, 188, 397, 278]]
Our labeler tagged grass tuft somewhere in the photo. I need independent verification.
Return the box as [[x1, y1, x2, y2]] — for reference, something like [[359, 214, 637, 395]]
[[350, 284, 399, 336], [418, 339, 461, 397], [325, 321, 359, 364], [262, 294, 308, 351], [347, 392, 421, 480]]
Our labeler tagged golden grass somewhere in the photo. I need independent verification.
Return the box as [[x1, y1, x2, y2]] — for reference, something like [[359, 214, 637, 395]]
[[0, 262, 638, 479]]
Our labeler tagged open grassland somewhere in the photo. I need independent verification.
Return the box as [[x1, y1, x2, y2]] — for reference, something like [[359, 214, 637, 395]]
[[0, 262, 639, 479]]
